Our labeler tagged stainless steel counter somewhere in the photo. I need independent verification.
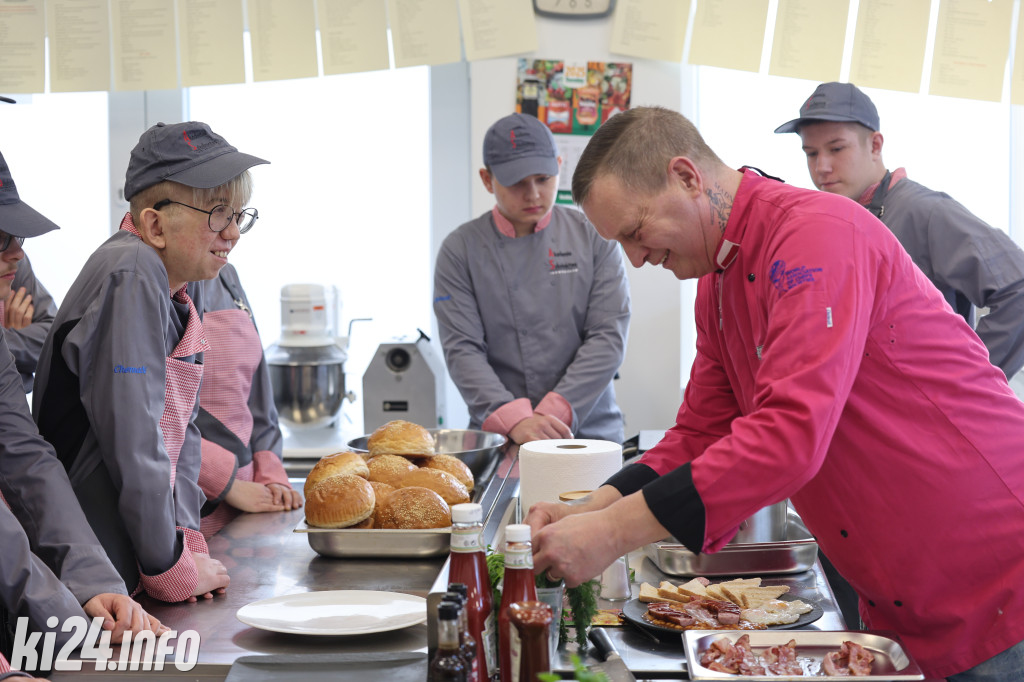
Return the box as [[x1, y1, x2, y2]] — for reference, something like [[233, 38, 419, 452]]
[[48, 443, 846, 680]]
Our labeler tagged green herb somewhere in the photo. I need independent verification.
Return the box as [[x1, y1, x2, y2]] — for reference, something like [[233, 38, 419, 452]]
[[485, 548, 505, 608], [486, 546, 602, 651], [537, 653, 609, 682]]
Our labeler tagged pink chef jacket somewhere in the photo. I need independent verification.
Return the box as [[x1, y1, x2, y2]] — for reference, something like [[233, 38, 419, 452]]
[[629, 170, 1024, 678]]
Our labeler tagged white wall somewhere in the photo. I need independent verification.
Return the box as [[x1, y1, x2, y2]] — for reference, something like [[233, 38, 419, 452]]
[[429, 14, 692, 437]]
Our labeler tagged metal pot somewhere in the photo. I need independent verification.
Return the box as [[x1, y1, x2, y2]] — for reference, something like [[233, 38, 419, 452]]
[[266, 344, 349, 430], [730, 500, 790, 544]]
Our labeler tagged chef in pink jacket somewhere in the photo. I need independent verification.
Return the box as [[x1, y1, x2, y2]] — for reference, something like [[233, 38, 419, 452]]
[[526, 107, 1024, 681]]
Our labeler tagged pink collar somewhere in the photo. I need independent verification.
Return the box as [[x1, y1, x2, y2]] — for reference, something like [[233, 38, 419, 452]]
[[492, 205, 553, 238], [857, 167, 907, 205]]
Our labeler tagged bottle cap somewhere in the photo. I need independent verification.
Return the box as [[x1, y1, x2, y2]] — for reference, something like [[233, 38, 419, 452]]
[[506, 524, 531, 542], [448, 583, 468, 599], [451, 503, 483, 523], [443, 591, 464, 606], [438, 602, 458, 620]]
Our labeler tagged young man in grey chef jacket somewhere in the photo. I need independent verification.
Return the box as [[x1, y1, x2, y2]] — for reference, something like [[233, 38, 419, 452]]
[[776, 82, 1024, 382], [33, 122, 268, 603], [433, 112, 631, 445], [0, 152, 164, 675]]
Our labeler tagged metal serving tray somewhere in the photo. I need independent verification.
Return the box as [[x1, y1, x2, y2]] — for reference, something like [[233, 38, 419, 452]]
[[294, 519, 450, 558], [683, 630, 924, 680], [644, 512, 818, 576]]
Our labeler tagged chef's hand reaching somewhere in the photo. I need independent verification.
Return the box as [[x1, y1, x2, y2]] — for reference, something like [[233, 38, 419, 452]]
[[190, 552, 230, 601], [509, 414, 572, 444], [83, 593, 168, 642], [225, 479, 290, 513], [524, 484, 623, 538], [4, 286, 34, 329], [531, 490, 668, 587]]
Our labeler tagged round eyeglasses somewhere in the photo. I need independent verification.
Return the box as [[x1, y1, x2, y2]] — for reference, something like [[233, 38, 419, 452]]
[[152, 199, 258, 234], [0, 231, 26, 252]]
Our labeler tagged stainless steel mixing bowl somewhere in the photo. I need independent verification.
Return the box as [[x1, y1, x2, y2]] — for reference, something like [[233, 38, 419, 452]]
[[267, 344, 348, 430], [347, 428, 507, 480]]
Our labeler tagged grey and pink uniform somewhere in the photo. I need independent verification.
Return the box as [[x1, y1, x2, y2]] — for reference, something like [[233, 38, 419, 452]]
[[434, 205, 630, 442], [0, 326, 129, 675], [197, 264, 290, 538], [33, 213, 210, 603]]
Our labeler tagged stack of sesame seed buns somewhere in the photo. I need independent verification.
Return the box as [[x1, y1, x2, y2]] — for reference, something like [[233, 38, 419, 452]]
[[303, 420, 475, 530]]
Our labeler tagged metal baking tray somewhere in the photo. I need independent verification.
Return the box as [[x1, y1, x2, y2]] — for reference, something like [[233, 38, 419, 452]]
[[644, 512, 818, 576], [683, 630, 924, 680], [294, 519, 450, 558]]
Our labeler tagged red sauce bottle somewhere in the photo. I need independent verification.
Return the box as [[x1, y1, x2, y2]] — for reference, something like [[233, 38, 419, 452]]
[[449, 503, 497, 681], [498, 524, 537, 682], [508, 601, 553, 682]]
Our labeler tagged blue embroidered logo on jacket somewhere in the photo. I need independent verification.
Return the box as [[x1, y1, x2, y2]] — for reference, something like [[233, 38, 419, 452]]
[[113, 365, 147, 375], [770, 260, 822, 293]]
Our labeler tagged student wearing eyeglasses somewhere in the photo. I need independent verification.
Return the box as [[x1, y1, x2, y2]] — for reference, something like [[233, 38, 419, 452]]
[[0, 155, 57, 396], [32, 122, 268, 604], [0, 149, 167, 677]]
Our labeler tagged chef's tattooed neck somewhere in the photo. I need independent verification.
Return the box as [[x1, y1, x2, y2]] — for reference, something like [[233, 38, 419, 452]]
[[706, 182, 733, 233]]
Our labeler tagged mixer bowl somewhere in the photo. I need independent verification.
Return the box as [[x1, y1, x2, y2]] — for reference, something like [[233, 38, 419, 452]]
[[267, 344, 348, 430], [348, 428, 507, 481]]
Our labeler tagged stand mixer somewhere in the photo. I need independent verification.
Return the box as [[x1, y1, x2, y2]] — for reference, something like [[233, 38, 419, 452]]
[[265, 284, 357, 431]]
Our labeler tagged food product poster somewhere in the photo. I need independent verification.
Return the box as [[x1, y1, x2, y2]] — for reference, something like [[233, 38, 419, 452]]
[[515, 58, 633, 204]]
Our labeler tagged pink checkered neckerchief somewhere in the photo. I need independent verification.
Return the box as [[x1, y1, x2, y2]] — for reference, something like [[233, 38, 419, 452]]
[[118, 212, 209, 358]]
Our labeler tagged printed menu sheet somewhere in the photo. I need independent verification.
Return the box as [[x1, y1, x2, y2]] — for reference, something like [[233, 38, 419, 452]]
[[0, 0, 45, 94], [248, 0, 318, 82], [929, 0, 1013, 102], [458, 0, 536, 61], [111, 0, 177, 91], [768, 0, 849, 83], [318, 0, 390, 75], [610, 0, 690, 63], [849, 0, 930, 93], [46, 0, 110, 93], [388, 0, 462, 68], [688, 0, 769, 73], [179, 0, 245, 87]]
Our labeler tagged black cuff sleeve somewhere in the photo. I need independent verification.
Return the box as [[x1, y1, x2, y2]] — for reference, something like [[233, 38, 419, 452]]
[[604, 462, 659, 496], [640, 463, 705, 554]]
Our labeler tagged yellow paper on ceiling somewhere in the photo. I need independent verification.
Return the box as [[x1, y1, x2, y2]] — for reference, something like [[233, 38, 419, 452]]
[[849, 0, 930, 93], [458, 0, 537, 61], [248, 0, 318, 82], [688, 0, 769, 73], [179, 0, 245, 87], [769, 0, 849, 82], [929, 0, 1013, 102], [111, 0, 178, 91], [0, 0, 45, 94], [388, 0, 462, 69], [610, 0, 691, 63], [319, 0, 391, 75], [47, 0, 110, 93]]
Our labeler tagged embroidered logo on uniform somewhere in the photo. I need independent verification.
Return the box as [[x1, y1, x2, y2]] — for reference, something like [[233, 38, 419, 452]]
[[548, 247, 578, 275], [433, 294, 452, 303], [183, 131, 198, 150], [113, 364, 147, 374], [510, 130, 516, 148], [769, 260, 822, 293]]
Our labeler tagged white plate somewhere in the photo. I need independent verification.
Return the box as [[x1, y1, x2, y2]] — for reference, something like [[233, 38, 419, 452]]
[[236, 590, 427, 636]]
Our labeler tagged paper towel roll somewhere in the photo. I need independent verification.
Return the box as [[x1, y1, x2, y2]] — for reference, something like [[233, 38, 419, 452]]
[[518, 439, 622, 518]]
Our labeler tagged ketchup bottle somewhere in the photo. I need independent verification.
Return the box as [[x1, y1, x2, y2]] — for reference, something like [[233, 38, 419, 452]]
[[508, 601, 553, 682], [449, 503, 497, 681], [498, 524, 537, 682]]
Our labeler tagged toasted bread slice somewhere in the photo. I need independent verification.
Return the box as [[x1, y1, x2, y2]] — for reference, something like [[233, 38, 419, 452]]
[[719, 584, 751, 606], [675, 577, 710, 599], [657, 581, 688, 602], [721, 578, 762, 588], [738, 585, 791, 608], [639, 582, 687, 604], [705, 583, 731, 601]]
